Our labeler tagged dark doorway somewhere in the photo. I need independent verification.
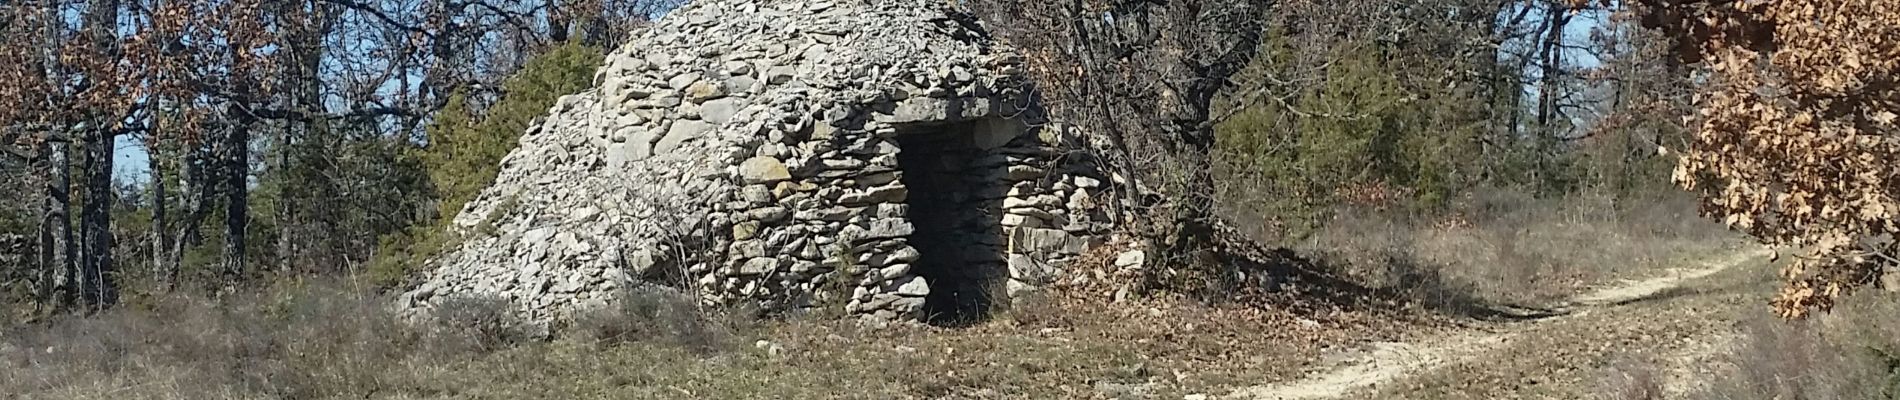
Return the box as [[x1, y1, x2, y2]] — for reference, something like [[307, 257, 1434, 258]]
[[894, 122, 1008, 326]]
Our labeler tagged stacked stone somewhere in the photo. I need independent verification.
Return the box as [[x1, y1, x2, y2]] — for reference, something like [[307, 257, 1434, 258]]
[[400, 0, 1126, 325], [995, 133, 1117, 297]]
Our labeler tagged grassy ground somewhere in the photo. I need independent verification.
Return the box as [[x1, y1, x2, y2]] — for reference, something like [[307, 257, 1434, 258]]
[[1345, 248, 1900, 400], [0, 279, 1442, 400], [1679, 285, 1900, 400], [0, 193, 1744, 399], [1294, 192, 1737, 311], [1357, 250, 1770, 400]]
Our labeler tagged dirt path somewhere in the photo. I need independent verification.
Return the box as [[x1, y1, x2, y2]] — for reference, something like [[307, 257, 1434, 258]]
[[1225, 248, 1771, 400]]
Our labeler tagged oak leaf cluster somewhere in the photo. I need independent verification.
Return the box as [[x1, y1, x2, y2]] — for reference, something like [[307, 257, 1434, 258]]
[[1642, 0, 1900, 317]]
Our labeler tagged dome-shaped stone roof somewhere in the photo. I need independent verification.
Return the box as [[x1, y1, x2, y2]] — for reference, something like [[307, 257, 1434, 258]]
[[401, 0, 1123, 326]]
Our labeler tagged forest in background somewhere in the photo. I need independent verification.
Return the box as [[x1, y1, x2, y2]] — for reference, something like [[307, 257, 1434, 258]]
[[0, 0, 1698, 320], [0, 0, 680, 315], [9, 0, 1898, 398]]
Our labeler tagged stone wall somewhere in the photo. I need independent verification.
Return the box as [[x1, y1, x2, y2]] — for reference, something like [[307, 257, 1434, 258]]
[[400, 0, 1127, 325]]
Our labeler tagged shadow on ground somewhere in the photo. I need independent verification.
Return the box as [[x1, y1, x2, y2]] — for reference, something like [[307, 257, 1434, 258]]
[[1164, 227, 1568, 323]]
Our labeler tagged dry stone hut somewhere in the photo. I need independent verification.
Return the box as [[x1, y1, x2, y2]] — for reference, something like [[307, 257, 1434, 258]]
[[399, 0, 1134, 325]]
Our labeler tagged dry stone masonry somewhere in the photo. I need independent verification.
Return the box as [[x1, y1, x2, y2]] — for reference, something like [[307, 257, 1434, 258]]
[[400, 0, 1132, 325]]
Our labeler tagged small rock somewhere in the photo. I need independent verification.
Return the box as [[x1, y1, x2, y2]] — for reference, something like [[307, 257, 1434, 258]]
[[738, 157, 792, 184], [731, 240, 767, 259], [667, 72, 701, 90], [701, 98, 747, 125], [657, 120, 714, 153], [895, 276, 930, 296], [1074, 176, 1103, 188], [766, 67, 797, 84], [732, 221, 761, 240], [686, 81, 728, 103], [725, 76, 760, 94], [724, 60, 754, 76], [865, 219, 913, 239], [738, 257, 777, 275], [749, 206, 791, 223], [1115, 250, 1147, 269], [878, 263, 911, 280], [740, 184, 775, 204]]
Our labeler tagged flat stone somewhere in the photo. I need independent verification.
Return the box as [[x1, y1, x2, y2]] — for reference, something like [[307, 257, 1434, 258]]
[[723, 60, 754, 76], [732, 240, 767, 259], [657, 120, 714, 153], [876, 98, 963, 124], [865, 219, 913, 239], [738, 157, 792, 184], [749, 206, 791, 223], [644, 52, 673, 67], [811, 123, 837, 140], [1074, 176, 1103, 188], [801, 44, 831, 63], [615, 85, 655, 103], [605, 143, 639, 167], [894, 276, 929, 297], [873, 203, 907, 218], [626, 249, 659, 276], [738, 257, 777, 275], [866, 247, 920, 267], [950, 66, 974, 82], [740, 184, 775, 204], [667, 72, 701, 90], [1001, 213, 1045, 228], [766, 66, 797, 84], [700, 98, 746, 125], [686, 81, 728, 103], [771, 181, 802, 198], [732, 221, 762, 240], [1008, 254, 1050, 282], [855, 171, 899, 187], [1005, 165, 1047, 181], [726, 76, 760, 94], [1114, 250, 1147, 270], [1067, 235, 1102, 254], [839, 184, 908, 205], [1010, 228, 1072, 253], [802, 207, 857, 222], [878, 263, 911, 280]]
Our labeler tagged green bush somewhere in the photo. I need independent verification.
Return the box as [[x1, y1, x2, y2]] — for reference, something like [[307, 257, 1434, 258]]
[[1216, 36, 1477, 241], [367, 42, 603, 289]]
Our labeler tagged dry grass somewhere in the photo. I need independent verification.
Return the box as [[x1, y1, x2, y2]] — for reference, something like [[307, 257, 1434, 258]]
[[0, 187, 1747, 399], [0, 275, 1434, 399], [1596, 356, 1666, 400], [1298, 190, 1738, 311], [0, 280, 754, 400], [1690, 292, 1900, 400]]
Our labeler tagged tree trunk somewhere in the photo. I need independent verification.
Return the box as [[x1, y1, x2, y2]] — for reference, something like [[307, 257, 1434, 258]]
[[223, 121, 250, 284], [56, 142, 77, 309], [78, 126, 117, 311], [36, 142, 75, 311], [275, 125, 294, 273], [151, 138, 173, 290], [170, 145, 211, 285], [1536, 3, 1568, 131], [69, 0, 122, 314]]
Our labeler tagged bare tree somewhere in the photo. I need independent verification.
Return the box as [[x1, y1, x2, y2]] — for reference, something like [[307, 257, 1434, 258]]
[[966, 0, 1271, 284]]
